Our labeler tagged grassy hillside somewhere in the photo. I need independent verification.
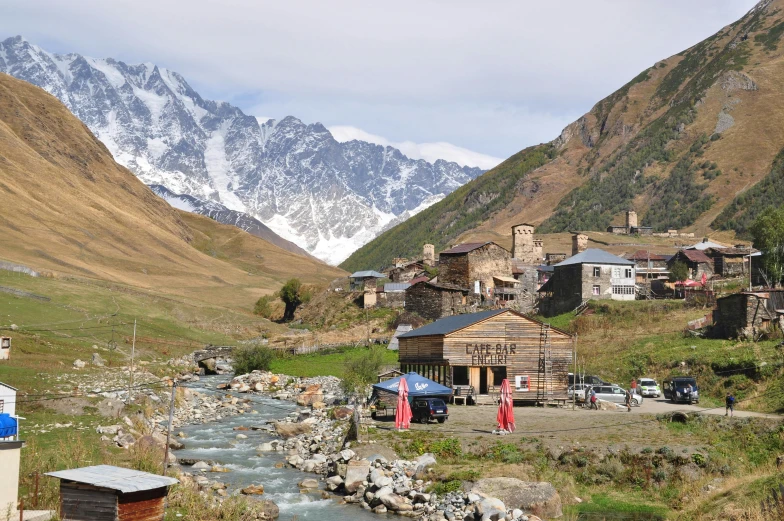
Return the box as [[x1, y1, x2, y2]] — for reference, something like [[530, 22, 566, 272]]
[[346, 0, 784, 270], [0, 73, 344, 311]]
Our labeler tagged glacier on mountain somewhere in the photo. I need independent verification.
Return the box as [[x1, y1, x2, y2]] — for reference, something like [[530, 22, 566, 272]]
[[0, 35, 484, 264]]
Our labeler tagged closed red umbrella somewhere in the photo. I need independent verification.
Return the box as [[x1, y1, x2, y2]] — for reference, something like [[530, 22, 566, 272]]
[[395, 377, 413, 430], [496, 378, 515, 432]]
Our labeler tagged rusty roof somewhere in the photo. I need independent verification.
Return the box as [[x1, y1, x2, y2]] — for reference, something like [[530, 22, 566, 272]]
[[439, 242, 494, 255], [712, 247, 760, 255], [625, 250, 667, 261], [47, 465, 178, 493], [676, 249, 712, 264]]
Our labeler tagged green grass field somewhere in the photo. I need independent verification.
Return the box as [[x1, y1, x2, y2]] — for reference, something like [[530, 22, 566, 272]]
[[270, 345, 398, 378]]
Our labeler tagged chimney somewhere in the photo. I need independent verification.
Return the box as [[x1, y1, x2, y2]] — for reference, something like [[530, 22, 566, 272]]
[[572, 233, 588, 256], [423, 244, 435, 267]]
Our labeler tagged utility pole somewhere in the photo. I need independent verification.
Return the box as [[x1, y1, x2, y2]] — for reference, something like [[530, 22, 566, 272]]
[[572, 336, 577, 411], [129, 319, 136, 403], [162, 380, 177, 476], [365, 307, 370, 347]]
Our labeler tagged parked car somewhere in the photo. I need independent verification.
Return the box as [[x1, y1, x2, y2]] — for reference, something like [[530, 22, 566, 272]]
[[593, 385, 643, 406], [568, 384, 589, 402], [412, 397, 449, 423], [663, 377, 699, 404], [637, 378, 661, 398], [569, 374, 610, 386]]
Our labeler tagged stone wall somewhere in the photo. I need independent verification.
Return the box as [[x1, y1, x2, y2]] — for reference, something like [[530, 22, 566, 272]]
[[378, 291, 406, 309], [405, 283, 475, 320], [717, 293, 775, 338]]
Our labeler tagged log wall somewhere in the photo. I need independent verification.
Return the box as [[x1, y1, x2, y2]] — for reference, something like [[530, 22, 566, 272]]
[[60, 483, 118, 521]]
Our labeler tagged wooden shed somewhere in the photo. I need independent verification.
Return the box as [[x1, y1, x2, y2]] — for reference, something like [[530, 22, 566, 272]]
[[398, 309, 574, 404], [46, 465, 178, 521]]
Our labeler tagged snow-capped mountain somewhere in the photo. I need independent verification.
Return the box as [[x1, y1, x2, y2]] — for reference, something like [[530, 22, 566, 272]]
[[149, 185, 313, 258], [0, 36, 483, 264]]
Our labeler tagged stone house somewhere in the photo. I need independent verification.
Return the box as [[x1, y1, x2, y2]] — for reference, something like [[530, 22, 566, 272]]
[[538, 249, 636, 316], [715, 290, 784, 339], [704, 246, 758, 277], [349, 270, 386, 291], [404, 280, 478, 320], [668, 250, 714, 280], [437, 242, 512, 297], [625, 250, 669, 283], [378, 282, 410, 309], [387, 261, 428, 283]]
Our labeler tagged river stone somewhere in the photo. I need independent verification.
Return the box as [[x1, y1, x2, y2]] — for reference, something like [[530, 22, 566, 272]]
[[415, 453, 437, 478], [471, 478, 562, 519], [373, 505, 388, 514], [256, 499, 280, 519], [340, 449, 356, 461], [375, 486, 393, 499], [333, 406, 354, 420], [274, 422, 313, 438], [258, 442, 275, 452], [299, 478, 320, 489], [241, 484, 265, 495], [191, 461, 211, 470], [236, 433, 248, 440], [381, 493, 413, 512], [345, 460, 371, 493], [326, 475, 344, 491]]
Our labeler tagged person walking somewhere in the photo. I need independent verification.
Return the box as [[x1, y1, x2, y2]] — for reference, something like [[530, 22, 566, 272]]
[[725, 393, 735, 417], [589, 387, 598, 410], [624, 389, 632, 412]]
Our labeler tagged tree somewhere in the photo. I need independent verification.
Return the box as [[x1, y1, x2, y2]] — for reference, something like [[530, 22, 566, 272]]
[[341, 347, 386, 397], [279, 278, 312, 321], [669, 260, 689, 282], [233, 346, 276, 375], [750, 206, 784, 287]]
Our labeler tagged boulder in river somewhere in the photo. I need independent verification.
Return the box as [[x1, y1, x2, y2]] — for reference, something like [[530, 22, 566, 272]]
[[470, 478, 562, 519], [345, 460, 371, 493], [274, 422, 313, 438], [241, 484, 265, 495]]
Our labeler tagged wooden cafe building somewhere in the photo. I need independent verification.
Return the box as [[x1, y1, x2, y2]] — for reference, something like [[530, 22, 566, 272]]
[[397, 309, 574, 404]]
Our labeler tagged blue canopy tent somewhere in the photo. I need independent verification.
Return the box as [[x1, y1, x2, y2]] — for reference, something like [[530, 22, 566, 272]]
[[372, 372, 453, 399], [0, 413, 17, 439]]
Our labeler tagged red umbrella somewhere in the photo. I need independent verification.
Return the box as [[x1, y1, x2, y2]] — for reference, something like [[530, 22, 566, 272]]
[[496, 379, 515, 432], [395, 377, 413, 430]]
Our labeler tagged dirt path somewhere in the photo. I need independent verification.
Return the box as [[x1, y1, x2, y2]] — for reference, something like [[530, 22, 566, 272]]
[[372, 399, 783, 454]]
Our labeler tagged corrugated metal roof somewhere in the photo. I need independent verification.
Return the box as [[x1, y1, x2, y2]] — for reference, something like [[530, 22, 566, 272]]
[[46, 465, 179, 493], [408, 276, 430, 285], [676, 249, 712, 264], [384, 283, 410, 292], [493, 276, 520, 284], [687, 240, 726, 251], [350, 270, 386, 279], [555, 249, 635, 267], [0, 382, 18, 391], [387, 325, 413, 350], [440, 242, 492, 255], [398, 309, 507, 338]]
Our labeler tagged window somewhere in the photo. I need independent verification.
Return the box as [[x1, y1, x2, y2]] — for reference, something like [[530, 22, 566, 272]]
[[515, 375, 530, 392], [625, 268, 633, 278], [612, 267, 621, 278], [612, 285, 636, 295], [592, 285, 600, 296], [452, 366, 469, 385], [593, 267, 601, 277]]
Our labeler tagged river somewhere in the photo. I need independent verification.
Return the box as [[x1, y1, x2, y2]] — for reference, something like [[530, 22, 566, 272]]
[[176, 376, 378, 521]]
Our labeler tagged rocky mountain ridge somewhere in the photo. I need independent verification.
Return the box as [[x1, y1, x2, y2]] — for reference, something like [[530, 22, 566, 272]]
[[342, 0, 784, 271], [0, 36, 483, 264]]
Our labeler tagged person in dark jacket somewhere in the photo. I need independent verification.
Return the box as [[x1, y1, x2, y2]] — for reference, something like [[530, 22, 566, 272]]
[[725, 393, 735, 417]]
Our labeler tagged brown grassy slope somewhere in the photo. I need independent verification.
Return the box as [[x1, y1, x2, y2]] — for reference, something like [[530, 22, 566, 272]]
[[463, 0, 784, 240], [0, 73, 344, 308]]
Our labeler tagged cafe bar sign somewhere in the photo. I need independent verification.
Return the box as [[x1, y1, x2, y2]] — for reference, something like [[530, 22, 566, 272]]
[[465, 343, 517, 365]]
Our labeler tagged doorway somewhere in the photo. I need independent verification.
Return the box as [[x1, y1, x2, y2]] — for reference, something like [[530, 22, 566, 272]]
[[479, 368, 488, 394]]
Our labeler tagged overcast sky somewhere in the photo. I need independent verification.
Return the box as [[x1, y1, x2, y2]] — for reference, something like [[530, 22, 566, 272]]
[[2, 0, 759, 168]]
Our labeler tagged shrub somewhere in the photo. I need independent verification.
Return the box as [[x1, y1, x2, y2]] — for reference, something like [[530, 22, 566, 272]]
[[233, 346, 276, 375], [430, 480, 462, 495], [341, 347, 386, 396], [253, 295, 275, 318], [596, 460, 625, 481], [430, 438, 463, 459]]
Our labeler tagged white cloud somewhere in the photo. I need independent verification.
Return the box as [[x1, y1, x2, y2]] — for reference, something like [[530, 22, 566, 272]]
[[0, 0, 759, 159], [328, 125, 502, 170]]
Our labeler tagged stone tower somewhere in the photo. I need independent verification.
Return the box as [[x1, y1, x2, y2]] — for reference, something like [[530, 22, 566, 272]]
[[423, 244, 435, 266], [626, 210, 638, 231], [512, 224, 538, 263], [533, 239, 543, 263], [572, 233, 588, 256]]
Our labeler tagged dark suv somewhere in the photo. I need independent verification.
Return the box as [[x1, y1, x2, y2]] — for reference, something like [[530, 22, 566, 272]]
[[663, 377, 699, 404], [412, 397, 448, 423]]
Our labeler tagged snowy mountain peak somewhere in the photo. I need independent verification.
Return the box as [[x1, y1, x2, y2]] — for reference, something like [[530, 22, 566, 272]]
[[0, 35, 484, 264]]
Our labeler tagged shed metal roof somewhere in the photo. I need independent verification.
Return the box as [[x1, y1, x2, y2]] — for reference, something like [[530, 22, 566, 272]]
[[384, 283, 410, 292], [46, 465, 179, 493], [687, 240, 726, 251], [398, 309, 507, 338], [350, 270, 386, 279], [555, 249, 635, 267], [676, 249, 712, 264], [625, 250, 667, 261], [440, 242, 493, 255], [0, 382, 18, 391], [493, 276, 520, 284], [408, 276, 430, 285]]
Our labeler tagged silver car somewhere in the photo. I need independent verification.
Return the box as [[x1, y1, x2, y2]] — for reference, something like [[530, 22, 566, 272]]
[[593, 385, 643, 406], [637, 378, 661, 398]]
